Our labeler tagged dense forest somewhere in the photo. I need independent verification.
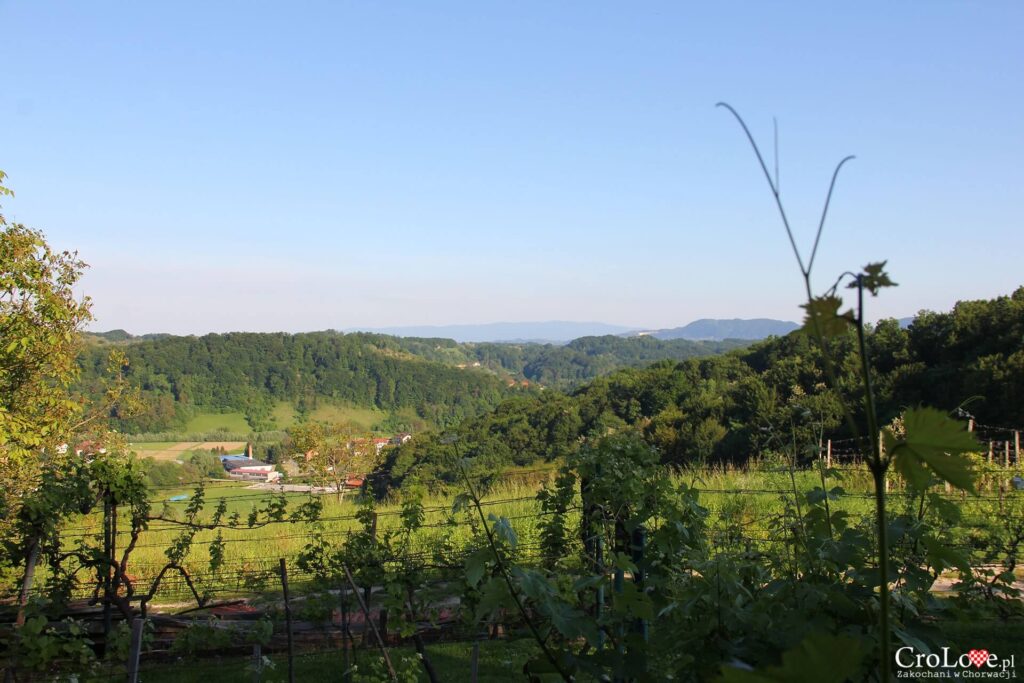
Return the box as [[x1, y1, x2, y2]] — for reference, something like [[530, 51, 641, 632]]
[[354, 333, 747, 386], [374, 287, 1024, 492], [77, 332, 514, 433], [77, 330, 746, 433]]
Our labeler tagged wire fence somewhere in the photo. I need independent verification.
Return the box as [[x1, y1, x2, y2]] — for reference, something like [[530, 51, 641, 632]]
[[7, 474, 1020, 606], [4, 455, 1023, 682]]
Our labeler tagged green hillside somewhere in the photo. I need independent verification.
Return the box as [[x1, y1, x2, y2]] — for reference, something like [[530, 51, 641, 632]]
[[346, 332, 749, 388], [375, 287, 1024, 493], [77, 331, 515, 435], [78, 330, 748, 436]]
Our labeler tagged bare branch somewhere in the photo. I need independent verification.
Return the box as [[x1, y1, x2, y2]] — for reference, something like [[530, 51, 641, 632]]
[[808, 155, 856, 275]]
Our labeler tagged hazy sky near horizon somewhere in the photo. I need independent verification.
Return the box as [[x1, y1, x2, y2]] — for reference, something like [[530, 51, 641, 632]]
[[2, 2, 1022, 334]]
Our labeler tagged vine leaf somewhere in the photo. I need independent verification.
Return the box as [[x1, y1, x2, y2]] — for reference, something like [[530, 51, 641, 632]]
[[464, 548, 489, 588], [800, 295, 855, 338], [474, 577, 513, 622], [516, 569, 602, 646], [546, 600, 601, 646], [884, 407, 978, 493], [490, 514, 519, 549], [612, 581, 654, 620], [921, 536, 971, 576], [849, 261, 898, 296], [451, 492, 471, 514]]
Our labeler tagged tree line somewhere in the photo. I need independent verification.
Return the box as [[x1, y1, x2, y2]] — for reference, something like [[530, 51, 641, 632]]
[[76, 330, 748, 434], [76, 331, 517, 433], [351, 332, 748, 388], [373, 286, 1024, 492]]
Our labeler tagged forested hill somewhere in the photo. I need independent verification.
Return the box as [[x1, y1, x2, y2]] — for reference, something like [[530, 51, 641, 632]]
[[376, 287, 1024, 492], [77, 331, 746, 434], [644, 318, 799, 340], [356, 334, 749, 388], [77, 331, 514, 433]]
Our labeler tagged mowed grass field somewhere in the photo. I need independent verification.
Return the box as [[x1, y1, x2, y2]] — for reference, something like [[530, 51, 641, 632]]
[[129, 401, 403, 460], [182, 411, 251, 434], [130, 441, 248, 461], [269, 401, 388, 432], [167, 401, 394, 437]]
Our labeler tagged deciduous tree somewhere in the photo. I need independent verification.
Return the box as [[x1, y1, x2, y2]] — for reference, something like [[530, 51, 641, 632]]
[[290, 421, 380, 499], [0, 170, 93, 535]]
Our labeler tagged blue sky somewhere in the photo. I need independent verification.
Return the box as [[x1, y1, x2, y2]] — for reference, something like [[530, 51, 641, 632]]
[[1, 2, 1021, 334]]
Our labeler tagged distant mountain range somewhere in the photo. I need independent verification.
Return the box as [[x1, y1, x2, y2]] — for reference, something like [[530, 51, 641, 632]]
[[347, 319, 803, 343], [345, 321, 634, 344], [92, 318, 810, 346], [92, 315, 919, 346], [632, 318, 800, 341]]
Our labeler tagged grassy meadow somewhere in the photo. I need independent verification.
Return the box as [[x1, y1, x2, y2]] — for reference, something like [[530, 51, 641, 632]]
[[174, 401, 413, 436], [129, 441, 248, 461], [61, 461, 1022, 606], [268, 402, 389, 433], [72, 475, 556, 600], [126, 401, 418, 449], [183, 411, 252, 434]]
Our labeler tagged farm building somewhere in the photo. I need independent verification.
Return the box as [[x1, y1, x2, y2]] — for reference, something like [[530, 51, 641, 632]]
[[218, 446, 281, 483]]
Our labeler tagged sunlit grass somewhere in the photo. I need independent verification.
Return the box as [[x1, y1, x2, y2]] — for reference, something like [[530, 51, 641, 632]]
[[184, 411, 251, 434], [50, 460, 1017, 606]]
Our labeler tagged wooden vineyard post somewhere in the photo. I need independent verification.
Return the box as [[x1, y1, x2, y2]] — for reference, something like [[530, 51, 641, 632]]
[[102, 494, 113, 638], [342, 563, 397, 682], [365, 512, 379, 648], [340, 586, 352, 683], [406, 588, 440, 683], [988, 441, 993, 464], [966, 420, 976, 490], [251, 644, 262, 683], [127, 617, 145, 683], [1005, 440, 1012, 492], [826, 439, 832, 468], [279, 559, 295, 683], [1016, 431, 1021, 466], [879, 433, 892, 493]]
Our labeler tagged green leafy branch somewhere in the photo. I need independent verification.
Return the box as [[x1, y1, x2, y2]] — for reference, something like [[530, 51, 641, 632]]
[[718, 103, 981, 679]]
